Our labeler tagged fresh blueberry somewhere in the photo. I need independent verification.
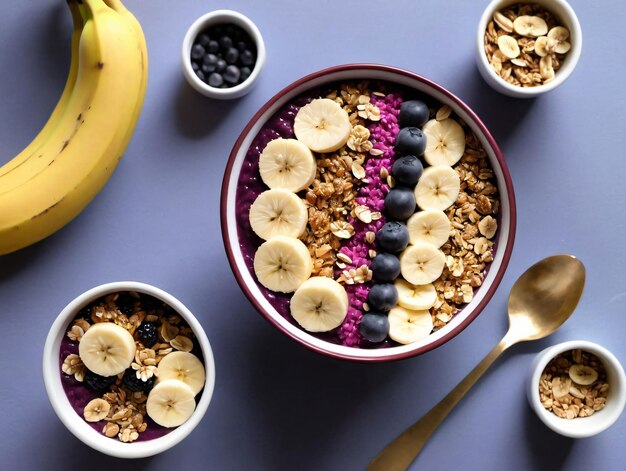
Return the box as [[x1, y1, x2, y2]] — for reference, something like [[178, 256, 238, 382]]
[[219, 35, 233, 49], [191, 61, 199, 72], [392, 155, 424, 187], [208, 40, 219, 53], [395, 127, 427, 156], [376, 221, 410, 253], [84, 370, 116, 391], [359, 313, 390, 343], [225, 47, 239, 64], [190, 44, 205, 60], [237, 40, 247, 51], [197, 34, 211, 48], [135, 321, 158, 347], [240, 49, 254, 66], [371, 253, 401, 282], [399, 99, 430, 128], [384, 188, 416, 220], [123, 369, 156, 392], [368, 283, 398, 311], [240, 66, 252, 82], [223, 65, 241, 84], [203, 53, 218, 65], [216, 59, 227, 72], [208, 72, 223, 87], [195, 69, 206, 82]]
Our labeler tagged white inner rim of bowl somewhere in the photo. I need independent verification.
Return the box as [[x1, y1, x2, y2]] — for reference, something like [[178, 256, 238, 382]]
[[227, 68, 511, 358]]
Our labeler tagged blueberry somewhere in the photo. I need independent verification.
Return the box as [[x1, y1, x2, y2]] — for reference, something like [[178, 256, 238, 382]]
[[223, 65, 241, 84], [208, 72, 223, 87], [136, 321, 158, 347], [240, 49, 254, 66], [368, 283, 398, 311], [197, 34, 211, 48], [195, 69, 206, 82], [359, 313, 390, 343], [191, 44, 205, 60], [84, 370, 116, 391], [203, 53, 218, 65], [123, 369, 156, 392], [191, 61, 199, 72], [216, 59, 227, 72], [384, 188, 416, 220], [219, 35, 233, 49], [371, 253, 401, 282], [376, 221, 409, 253], [240, 66, 252, 82], [225, 47, 239, 64], [399, 100, 430, 128], [395, 127, 427, 156], [392, 155, 424, 187], [208, 40, 219, 53], [237, 40, 247, 51]]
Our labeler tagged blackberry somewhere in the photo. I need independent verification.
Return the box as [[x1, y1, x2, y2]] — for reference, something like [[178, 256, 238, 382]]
[[116, 292, 135, 315], [136, 322, 158, 347], [77, 305, 92, 320], [84, 369, 116, 391], [123, 369, 155, 392], [141, 294, 163, 311]]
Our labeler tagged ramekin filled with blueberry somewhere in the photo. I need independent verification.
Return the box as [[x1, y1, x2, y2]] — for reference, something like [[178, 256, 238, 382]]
[[43, 282, 215, 458]]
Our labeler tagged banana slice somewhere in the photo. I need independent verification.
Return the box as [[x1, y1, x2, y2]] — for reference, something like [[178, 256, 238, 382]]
[[569, 364, 598, 386], [547, 26, 571, 54], [78, 322, 136, 377], [394, 279, 437, 311], [157, 351, 206, 395], [258, 138, 317, 192], [513, 15, 548, 37], [414, 165, 460, 211], [290, 276, 348, 332], [249, 189, 308, 240], [422, 119, 465, 167], [146, 379, 196, 428], [534, 36, 556, 57], [253, 236, 312, 293], [497, 35, 520, 59], [399, 243, 446, 285], [388, 306, 433, 345], [83, 398, 110, 422], [406, 210, 451, 248], [294, 98, 351, 153]]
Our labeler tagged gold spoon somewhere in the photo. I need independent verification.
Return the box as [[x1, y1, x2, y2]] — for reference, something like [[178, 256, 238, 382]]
[[368, 254, 586, 471]]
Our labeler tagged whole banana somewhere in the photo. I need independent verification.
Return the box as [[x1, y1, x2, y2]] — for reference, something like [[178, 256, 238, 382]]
[[0, 0, 148, 255]]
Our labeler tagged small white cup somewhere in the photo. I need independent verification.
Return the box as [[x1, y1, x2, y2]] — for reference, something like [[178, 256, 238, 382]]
[[527, 340, 626, 438], [181, 10, 266, 99], [476, 0, 582, 97], [43, 282, 216, 458]]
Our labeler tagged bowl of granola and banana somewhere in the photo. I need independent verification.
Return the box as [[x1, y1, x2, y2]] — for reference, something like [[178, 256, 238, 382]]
[[221, 64, 516, 362]]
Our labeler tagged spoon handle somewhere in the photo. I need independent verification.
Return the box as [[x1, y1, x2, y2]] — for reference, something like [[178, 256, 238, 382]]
[[367, 339, 510, 471]]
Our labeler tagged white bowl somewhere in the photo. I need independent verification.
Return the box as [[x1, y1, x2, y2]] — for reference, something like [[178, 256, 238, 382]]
[[181, 9, 266, 99], [527, 340, 626, 438], [476, 0, 582, 98], [42, 282, 216, 458]]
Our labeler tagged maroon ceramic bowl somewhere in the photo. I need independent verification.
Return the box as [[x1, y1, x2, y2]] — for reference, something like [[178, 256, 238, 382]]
[[220, 64, 516, 362]]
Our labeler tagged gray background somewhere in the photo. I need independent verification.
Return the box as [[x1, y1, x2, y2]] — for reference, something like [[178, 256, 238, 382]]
[[1, 0, 624, 469]]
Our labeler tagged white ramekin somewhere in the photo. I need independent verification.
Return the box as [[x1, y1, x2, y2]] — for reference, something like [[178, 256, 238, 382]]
[[527, 340, 626, 438], [43, 282, 216, 458], [476, 0, 582, 97], [181, 9, 266, 99]]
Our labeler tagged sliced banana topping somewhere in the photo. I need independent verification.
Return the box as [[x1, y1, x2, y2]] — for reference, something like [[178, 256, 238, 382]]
[[539, 55, 555, 81], [78, 322, 136, 377], [422, 119, 465, 167], [157, 351, 206, 395], [534, 36, 556, 57], [394, 279, 437, 311], [290, 277, 348, 332], [478, 215, 498, 239], [497, 35, 520, 59], [388, 306, 433, 345], [249, 189, 308, 240], [551, 376, 572, 399], [547, 26, 571, 54], [406, 210, 451, 248], [414, 165, 461, 211], [493, 11, 513, 33], [294, 98, 352, 153], [146, 379, 196, 428], [258, 138, 317, 192], [513, 15, 548, 37], [83, 398, 111, 422], [399, 243, 446, 286], [569, 364, 598, 386], [253, 236, 312, 293]]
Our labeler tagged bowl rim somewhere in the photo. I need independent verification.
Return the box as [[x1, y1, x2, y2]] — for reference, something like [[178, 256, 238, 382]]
[[42, 281, 216, 458], [220, 63, 517, 362]]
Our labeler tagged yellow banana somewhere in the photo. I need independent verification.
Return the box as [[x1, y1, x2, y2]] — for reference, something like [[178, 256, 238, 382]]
[[0, 0, 84, 178], [0, 0, 147, 255]]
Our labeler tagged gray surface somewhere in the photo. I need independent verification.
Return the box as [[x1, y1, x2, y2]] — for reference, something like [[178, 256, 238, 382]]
[[1, 0, 625, 469]]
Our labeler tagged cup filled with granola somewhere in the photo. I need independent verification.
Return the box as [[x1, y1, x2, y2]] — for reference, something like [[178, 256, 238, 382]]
[[221, 64, 517, 362], [476, 0, 582, 97], [528, 340, 626, 438], [43, 282, 215, 458]]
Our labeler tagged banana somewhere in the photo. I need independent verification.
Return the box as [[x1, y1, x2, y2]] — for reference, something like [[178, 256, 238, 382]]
[[399, 242, 446, 285], [249, 189, 308, 240], [414, 165, 460, 211], [78, 322, 136, 377], [394, 279, 437, 311], [0, 0, 147, 255], [83, 398, 111, 422], [293, 98, 351, 153], [547, 26, 571, 54], [513, 15, 548, 37], [157, 351, 206, 395], [568, 364, 598, 386], [406, 210, 451, 248], [290, 276, 349, 332], [258, 138, 317, 192], [146, 379, 196, 428], [388, 306, 433, 345], [253, 236, 312, 293], [422, 119, 465, 166], [497, 35, 521, 59]]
